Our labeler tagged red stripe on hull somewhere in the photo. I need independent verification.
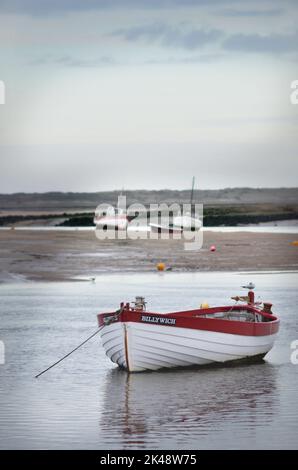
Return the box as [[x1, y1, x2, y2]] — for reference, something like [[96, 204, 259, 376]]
[[98, 306, 279, 337]]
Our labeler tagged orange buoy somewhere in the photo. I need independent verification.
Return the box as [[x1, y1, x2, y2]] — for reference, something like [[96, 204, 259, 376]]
[[291, 241, 298, 246], [210, 245, 216, 252], [156, 262, 166, 271]]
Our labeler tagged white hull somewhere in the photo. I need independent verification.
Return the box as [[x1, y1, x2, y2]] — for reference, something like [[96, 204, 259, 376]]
[[100, 321, 277, 372], [149, 223, 183, 234], [149, 222, 200, 234]]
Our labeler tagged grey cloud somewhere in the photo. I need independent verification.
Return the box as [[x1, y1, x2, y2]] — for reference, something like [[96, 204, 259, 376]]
[[0, 0, 247, 16], [218, 8, 284, 17], [29, 54, 116, 67], [145, 53, 224, 65], [223, 32, 298, 53], [111, 23, 222, 50], [29, 52, 224, 68]]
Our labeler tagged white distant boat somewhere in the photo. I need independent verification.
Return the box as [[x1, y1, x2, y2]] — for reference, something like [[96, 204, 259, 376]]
[[150, 213, 201, 234], [94, 192, 138, 231], [97, 288, 279, 372], [149, 176, 201, 234]]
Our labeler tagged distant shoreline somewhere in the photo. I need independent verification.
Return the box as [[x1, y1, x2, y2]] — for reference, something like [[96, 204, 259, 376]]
[[1, 187, 298, 228], [1, 208, 298, 228]]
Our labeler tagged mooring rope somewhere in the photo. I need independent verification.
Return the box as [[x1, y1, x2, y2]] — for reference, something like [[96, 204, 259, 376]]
[[35, 326, 104, 378]]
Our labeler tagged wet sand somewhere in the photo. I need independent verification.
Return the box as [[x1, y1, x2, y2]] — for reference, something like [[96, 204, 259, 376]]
[[0, 229, 297, 282]]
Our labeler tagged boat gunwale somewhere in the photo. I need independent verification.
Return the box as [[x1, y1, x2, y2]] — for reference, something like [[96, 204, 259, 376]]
[[165, 304, 278, 322], [99, 304, 278, 323], [98, 304, 279, 337]]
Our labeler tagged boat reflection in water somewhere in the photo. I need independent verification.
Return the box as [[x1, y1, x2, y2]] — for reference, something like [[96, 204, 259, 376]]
[[99, 363, 278, 449]]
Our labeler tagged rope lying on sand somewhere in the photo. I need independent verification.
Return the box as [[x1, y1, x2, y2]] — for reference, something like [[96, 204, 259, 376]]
[[35, 326, 103, 378]]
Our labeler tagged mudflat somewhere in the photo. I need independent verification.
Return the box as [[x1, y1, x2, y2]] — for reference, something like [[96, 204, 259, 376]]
[[0, 229, 297, 282]]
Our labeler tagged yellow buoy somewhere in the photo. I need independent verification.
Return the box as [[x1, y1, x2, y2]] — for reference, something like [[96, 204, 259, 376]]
[[200, 302, 209, 309], [156, 262, 166, 271]]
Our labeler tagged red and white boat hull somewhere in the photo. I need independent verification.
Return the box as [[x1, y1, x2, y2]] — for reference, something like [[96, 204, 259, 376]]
[[100, 322, 277, 372], [98, 304, 279, 372]]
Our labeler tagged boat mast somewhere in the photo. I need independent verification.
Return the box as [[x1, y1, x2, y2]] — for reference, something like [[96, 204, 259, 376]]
[[190, 176, 195, 214]]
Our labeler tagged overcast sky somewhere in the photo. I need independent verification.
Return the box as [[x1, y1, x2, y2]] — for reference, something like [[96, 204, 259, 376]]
[[0, 0, 297, 192]]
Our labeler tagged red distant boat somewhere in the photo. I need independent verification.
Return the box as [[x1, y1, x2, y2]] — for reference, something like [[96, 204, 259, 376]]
[[98, 286, 279, 372]]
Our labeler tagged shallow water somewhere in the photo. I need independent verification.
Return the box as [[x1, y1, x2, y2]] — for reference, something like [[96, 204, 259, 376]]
[[1, 225, 298, 233], [0, 271, 298, 449]]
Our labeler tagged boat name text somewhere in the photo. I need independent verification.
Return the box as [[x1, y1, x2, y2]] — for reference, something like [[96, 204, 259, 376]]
[[141, 315, 176, 325]]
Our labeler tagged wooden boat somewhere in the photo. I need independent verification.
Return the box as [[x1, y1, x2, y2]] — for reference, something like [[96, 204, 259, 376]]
[[97, 288, 279, 372]]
